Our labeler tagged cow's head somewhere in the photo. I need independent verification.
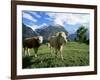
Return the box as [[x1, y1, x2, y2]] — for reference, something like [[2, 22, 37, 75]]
[[56, 32, 67, 43], [38, 36, 43, 44]]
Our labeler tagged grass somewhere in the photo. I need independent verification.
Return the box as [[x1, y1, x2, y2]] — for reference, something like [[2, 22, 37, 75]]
[[22, 42, 89, 68]]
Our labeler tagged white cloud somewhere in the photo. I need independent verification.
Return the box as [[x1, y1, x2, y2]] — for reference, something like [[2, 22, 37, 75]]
[[23, 12, 37, 22], [54, 13, 68, 26], [46, 12, 90, 26], [82, 23, 89, 28], [40, 23, 48, 27], [46, 13, 56, 18], [45, 17, 52, 21], [29, 12, 41, 18]]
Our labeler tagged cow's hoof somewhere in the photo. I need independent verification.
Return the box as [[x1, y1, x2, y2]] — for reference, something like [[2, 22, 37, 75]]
[[35, 54, 37, 57]]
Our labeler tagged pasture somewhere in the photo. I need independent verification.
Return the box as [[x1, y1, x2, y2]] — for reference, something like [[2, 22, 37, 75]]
[[22, 42, 89, 68]]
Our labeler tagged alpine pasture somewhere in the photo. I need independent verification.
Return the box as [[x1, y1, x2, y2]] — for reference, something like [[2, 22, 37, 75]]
[[22, 41, 89, 68]]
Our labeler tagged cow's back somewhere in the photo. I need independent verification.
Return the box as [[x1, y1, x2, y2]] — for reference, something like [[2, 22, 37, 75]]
[[49, 36, 60, 49], [23, 38, 40, 48], [49, 35, 66, 50]]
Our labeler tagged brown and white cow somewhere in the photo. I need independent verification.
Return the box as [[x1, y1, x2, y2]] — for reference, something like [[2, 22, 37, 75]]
[[48, 32, 67, 60], [23, 36, 43, 57]]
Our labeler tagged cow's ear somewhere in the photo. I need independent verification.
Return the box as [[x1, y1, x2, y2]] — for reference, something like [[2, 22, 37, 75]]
[[56, 32, 61, 36], [36, 38, 40, 43], [59, 32, 62, 36], [37, 37, 39, 40]]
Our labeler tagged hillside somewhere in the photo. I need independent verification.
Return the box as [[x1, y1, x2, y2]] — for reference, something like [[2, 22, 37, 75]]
[[35, 25, 68, 40], [22, 24, 38, 39]]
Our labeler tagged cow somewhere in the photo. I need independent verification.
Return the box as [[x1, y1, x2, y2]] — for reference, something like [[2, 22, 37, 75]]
[[23, 36, 43, 57], [48, 32, 67, 60]]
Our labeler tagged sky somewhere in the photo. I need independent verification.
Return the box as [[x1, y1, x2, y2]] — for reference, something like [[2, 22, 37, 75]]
[[22, 11, 90, 34]]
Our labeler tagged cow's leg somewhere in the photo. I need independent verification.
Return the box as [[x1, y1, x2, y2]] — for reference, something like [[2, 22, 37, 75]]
[[55, 48, 58, 58], [55, 49, 57, 55], [26, 48, 28, 56], [53, 48, 56, 54], [28, 48, 30, 56], [48, 43, 53, 55], [56, 49, 60, 58], [24, 47, 27, 56], [50, 47, 54, 56], [34, 48, 38, 57], [60, 46, 63, 60], [50, 46, 52, 54]]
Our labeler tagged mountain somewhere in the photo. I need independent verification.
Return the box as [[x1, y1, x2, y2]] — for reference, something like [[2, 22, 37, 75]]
[[22, 24, 80, 42], [68, 33, 77, 41], [35, 25, 68, 40], [22, 24, 38, 39]]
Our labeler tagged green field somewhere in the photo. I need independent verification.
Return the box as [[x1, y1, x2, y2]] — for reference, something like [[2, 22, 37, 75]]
[[22, 42, 89, 68]]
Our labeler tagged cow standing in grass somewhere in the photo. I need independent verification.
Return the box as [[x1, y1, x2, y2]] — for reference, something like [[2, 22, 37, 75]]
[[48, 32, 67, 60], [23, 36, 43, 57]]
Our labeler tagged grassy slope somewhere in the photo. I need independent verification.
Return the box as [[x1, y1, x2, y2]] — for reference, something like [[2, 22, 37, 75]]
[[22, 42, 89, 68]]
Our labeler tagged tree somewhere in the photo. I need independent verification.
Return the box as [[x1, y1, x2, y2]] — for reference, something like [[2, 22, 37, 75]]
[[76, 25, 88, 43]]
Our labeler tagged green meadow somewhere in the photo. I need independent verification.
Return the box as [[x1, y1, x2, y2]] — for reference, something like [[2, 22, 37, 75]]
[[22, 42, 89, 68]]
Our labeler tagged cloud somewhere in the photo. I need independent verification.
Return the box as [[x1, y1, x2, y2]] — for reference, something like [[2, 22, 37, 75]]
[[22, 12, 37, 22], [39, 23, 48, 27], [45, 17, 52, 21], [46, 13, 56, 18], [29, 12, 41, 18], [46, 12, 90, 26], [82, 23, 89, 28]]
